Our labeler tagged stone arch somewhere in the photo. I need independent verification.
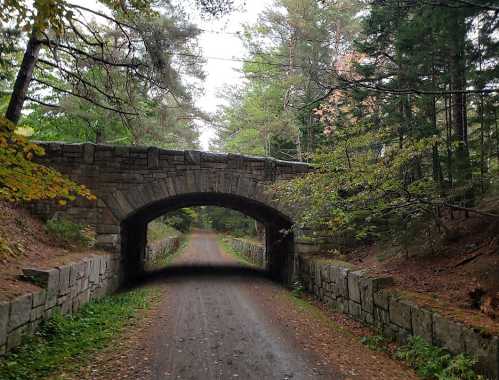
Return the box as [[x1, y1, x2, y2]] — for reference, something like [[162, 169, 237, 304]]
[[101, 172, 297, 284]]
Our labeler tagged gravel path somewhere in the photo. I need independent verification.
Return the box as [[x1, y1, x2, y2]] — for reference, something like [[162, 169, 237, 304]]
[[73, 231, 418, 380]]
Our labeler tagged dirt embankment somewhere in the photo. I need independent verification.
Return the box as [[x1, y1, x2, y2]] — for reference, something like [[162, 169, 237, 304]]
[[317, 210, 499, 335], [0, 202, 107, 301]]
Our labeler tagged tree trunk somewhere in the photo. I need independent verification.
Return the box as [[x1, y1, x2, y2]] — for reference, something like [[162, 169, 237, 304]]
[[495, 108, 499, 163], [5, 29, 41, 124], [449, 12, 472, 195]]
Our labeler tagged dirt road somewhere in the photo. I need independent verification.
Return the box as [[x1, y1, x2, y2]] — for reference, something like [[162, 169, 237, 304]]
[[147, 231, 339, 379], [76, 231, 417, 380]]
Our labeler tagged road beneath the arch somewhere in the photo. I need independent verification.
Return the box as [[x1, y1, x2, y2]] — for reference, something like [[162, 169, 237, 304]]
[[147, 231, 337, 379], [77, 231, 417, 380]]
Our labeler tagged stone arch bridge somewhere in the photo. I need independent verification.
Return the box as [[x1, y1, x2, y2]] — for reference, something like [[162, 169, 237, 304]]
[[32, 143, 311, 284]]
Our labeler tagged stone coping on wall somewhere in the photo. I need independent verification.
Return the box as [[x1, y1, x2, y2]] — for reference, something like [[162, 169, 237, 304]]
[[297, 255, 499, 380], [34, 141, 313, 169], [0, 253, 121, 356]]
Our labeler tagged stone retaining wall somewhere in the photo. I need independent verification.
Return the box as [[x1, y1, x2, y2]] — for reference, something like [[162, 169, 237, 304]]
[[145, 236, 181, 263], [225, 237, 265, 267], [297, 255, 499, 380], [0, 254, 121, 355]]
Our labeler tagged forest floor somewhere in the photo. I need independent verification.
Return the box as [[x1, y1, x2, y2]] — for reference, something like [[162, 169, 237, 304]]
[[0, 202, 107, 301], [314, 201, 499, 335]]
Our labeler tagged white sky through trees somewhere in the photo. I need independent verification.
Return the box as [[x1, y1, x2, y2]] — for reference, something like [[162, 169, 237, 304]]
[[71, 0, 269, 150]]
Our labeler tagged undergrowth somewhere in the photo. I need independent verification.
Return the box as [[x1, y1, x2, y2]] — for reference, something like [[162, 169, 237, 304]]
[[46, 217, 94, 247], [361, 334, 388, 352], [395, 336, 484, 380], [0, 288, 158, 380]]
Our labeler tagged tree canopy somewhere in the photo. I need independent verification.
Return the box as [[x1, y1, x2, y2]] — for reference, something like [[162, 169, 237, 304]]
[[215, 0, 499, 244]]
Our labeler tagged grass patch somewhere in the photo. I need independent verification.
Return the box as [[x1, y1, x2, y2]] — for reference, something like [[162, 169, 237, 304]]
[[46, 217, 94, 247], [216, 235, 255, 267], [0, 287, 159, 380], [395, 336, 484, 380]]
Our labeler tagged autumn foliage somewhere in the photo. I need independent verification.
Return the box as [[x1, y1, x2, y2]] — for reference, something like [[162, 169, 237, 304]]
[[0, 116, 95, 204]]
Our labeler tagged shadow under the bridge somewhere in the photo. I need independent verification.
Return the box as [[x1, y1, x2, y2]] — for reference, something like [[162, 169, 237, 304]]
[[138, 264, 271, 285]]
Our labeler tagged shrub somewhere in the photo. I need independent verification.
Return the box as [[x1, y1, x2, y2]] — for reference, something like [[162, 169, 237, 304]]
[[361, 334, 388, 352], [46, 217, 93, 247], [291, 280, 305, 297], [0, 116, 95, 204], [395, 336, 484, 380]]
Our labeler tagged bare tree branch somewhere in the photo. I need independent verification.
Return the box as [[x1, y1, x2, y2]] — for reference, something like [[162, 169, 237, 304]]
[[32, 77, 139, 115]]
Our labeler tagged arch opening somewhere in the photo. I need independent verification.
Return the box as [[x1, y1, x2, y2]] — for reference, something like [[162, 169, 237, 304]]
[[120, 192, 296, 284]]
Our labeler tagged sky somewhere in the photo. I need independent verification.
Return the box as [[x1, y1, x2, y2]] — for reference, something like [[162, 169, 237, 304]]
[[191, 2, 270, 150], [72, 0, 270, 150]]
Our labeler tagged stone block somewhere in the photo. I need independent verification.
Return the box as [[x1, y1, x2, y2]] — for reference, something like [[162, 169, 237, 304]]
[[89, 257, 100, 284], [8, 294, 32, 331], [411, 306, 433, 344], [348, 300, 362, 320], [80, 277, 89, 292], [433, 313, 464, 354], [331, 266, 349, 298], [83, 143, 95, 164], [360, 277, 374, 313], [463, 328, 498, 380], [336, 297, 349, 314], [70, 282, 79, 299], [321, 265, 330, 283], [147, 147, 159, 168], [362, 311, 374, 325], [184, 150, 200, 165], [32, 290, 46, 308], [60, 296, 72, 314], [22, 268, 59, 308], [373, 289, 390, 310], [30, 305, 45, 322], [0, 301, 9, 346], [58, 264, 71, 295], [374, 306, 389, 328], [96, 234, 119, 247], [79, 289, 90, 306], [69, 264, 78, 286], [99, 256, 108, 275], [348, 270, 364, 303], [389, 298, 412, 331], [7, 325, 27, 350]]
